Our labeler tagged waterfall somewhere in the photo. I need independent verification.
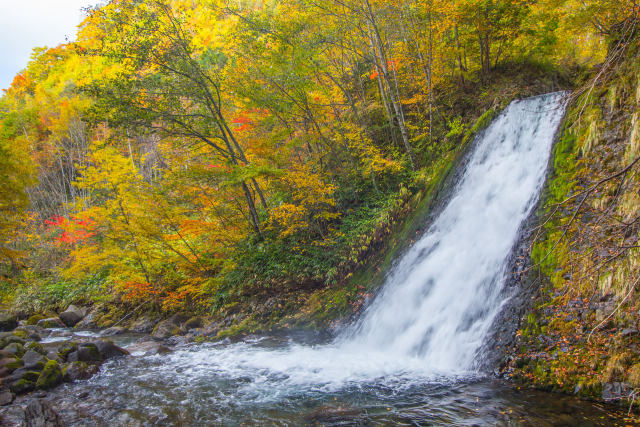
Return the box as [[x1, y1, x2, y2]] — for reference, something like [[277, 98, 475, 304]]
[[86, 93, 569, 404], [340, 92, 567, 372]]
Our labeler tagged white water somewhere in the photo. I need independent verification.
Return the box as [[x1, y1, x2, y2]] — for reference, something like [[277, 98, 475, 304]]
[[100, 93, 568, 401]]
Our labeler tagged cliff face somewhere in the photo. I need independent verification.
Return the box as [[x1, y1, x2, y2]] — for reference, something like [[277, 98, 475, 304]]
[[504, 26, 640, 403]]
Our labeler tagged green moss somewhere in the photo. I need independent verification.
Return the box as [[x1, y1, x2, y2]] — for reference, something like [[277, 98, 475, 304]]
[[25, 341, 46, 355], [26, 314, 45, 326], [12, 330, 27, 339], [10, 378, 35, 394], [35, 360, 63, 390], [461, 108, 496, 145], [4, 358, 24, 371], [57, 342, 78, 360], [21, 371, 41, 382]]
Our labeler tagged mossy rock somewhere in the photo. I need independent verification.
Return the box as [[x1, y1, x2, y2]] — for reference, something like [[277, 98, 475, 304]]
[[20, 371, 41, 382], [4, 358, 24, 371], [63, 361, 96, 382], [26, 314, 46, 326], [183, 317, 202, 330], [76, 343, 101, 362], [35, 360, 63, 390], [12, 330, 27, 339], [24, 342, 46, 355], [3, 342, 24, 357], [57, 342, 78, 361], [0, 335, 25, 349], [9, 378, 35, 394]]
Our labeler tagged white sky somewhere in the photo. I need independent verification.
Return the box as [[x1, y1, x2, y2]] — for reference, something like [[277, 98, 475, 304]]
[[0, 0, 97, 90]]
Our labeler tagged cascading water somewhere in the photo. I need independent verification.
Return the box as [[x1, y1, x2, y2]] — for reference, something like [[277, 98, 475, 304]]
[[28, 93, 594, 425]]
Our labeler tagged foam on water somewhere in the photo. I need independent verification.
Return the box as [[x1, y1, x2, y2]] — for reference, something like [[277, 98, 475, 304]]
[[97, 93, 568, 402]]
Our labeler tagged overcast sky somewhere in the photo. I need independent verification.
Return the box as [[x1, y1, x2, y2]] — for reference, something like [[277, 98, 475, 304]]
[[0, 0, 97, 90]]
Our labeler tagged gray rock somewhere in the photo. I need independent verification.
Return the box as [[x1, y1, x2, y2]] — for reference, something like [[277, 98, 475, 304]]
[[0, 312, 17, 332], [101, 326, 127, 337], [58, 305, 84, 327], [75, 312, 96, 329], [24, 399, 62, 427], [151, 319, 181, 340], [143, 343, 172, 356], [75, 343, 101, 362], [602, 382, 631, 401], [621, 328, 638, 337], [131, 317, 156, 333], [63, 361, 97, 382], [94, 339, 129, 359], [36, 318, 65, 329], [4, 342, 23, 357], [23, 350, 46, 370], [0, 391, 14, 406]]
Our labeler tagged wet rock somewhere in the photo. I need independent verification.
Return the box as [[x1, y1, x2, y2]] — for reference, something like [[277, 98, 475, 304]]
[[0, 313, 18, 332], [101, 326, 127, 337], [151, 319, 181, 340], [9, 378, 35, 394], [0, 357, 23, 372], [26, 314, 46, 326], [74, 312, 96, 329], [75, 343, 101, 362], [602, 382, 631, 401], [63, 361, 97, 382], [35, 360, 63, 390], [0, 391, 14, 406], [25, 342, 46, 356], [4, 343, 24, 357], [36, 318, 65, 329], [23, 351, 46, 370], [94, 339, 129, 360], [131, 317, 155, 333], [57, 342, 78, 361], [182, 316, 202, 331], [143, 343, 172, 356], [45, 352, 62, 364], [24, 399, 61, 427], [164, 336, 189, 347], [0, 334, 25, 349], [59, 305, 84, 327]]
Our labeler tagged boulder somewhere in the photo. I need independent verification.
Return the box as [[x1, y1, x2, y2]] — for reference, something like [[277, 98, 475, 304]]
[[46, 351, 62, 363], [143, 343, 172, 356], [35, 360, 63, 390], [63, 361, 97, 382], [0, 391, 14, 406], [37, 318, 65, 329], [25, 341, 47, 355], [75, 312, 96, 329], [71, 343, 101, 363], [26, 314, 46, 326], [23, 350, 46, 370], [24, 399, 62, 427], [131, 317, 156, 333], [58, 305, 84, 327], [9, 378, 35, 394], [94, 339, 129, 360], [101, 326, 127, 337], [151, 319, 181, 340], [182, 316, 202, 330], [4, 342, 24, 357], [0, 357, 23, 372], [0, 312, 17, 332]]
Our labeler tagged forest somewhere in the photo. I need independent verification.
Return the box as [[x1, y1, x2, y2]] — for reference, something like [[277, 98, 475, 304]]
[[1, 0, 620, 315]]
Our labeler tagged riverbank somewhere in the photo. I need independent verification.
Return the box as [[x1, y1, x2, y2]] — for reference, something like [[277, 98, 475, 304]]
[[502, 30, 640, 407]]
